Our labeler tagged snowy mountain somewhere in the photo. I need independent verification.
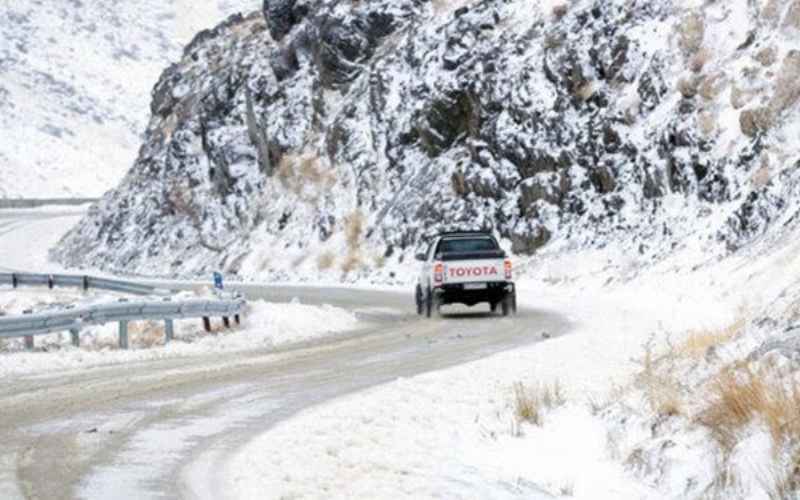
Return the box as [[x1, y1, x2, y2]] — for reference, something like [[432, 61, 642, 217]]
[[0, 0, 259, 198], [54, 0, 800, 283]]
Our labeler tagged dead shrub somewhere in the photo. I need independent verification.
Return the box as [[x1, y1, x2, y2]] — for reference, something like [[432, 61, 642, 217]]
[[690, 48, 710, 74], [513, 381, 566, 426], [756, 46, 778, 67], [784, 0, 800, 30], [731, 85, 754, 110], [752, 157, 772, 189], [740, 107, 775, 137], [276, 152, 335, 200], [770, 50, 800, 116], [344, 211, 364, 251], [574, 80, 595, 101], [129, 321, 166, 348], [636, 343, 684, 418], [698, 366, 800, 453], [552, 4, 568, 20], [698, 73, 727, 101], [677, 77, 699, 99], [317, 252, 335, 271], [698, 111, 717, 138], [340, 253, 362, 274], [678, 318, 745, 360], [677, 12, 705, 55]]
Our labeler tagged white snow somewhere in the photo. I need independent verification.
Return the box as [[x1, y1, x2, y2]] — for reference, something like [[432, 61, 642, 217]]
[[0, 298, 359, 378], [0, 0, 260, 198], [217, 214, 800, 499]]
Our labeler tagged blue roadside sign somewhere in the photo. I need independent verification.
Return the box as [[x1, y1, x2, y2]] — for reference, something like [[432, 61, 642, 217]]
[[213, 272, 224, 290]]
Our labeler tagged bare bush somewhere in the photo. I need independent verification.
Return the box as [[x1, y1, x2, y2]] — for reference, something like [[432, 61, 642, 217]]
[[690, 48, 710, 74], [678, 77, 699, 99], [785, 0, 800, 30], [277, 152, 335, 201], [756, 46, 778, 67], [129, 321, 166, 348], [552, 4, 568, 20], [740, 107, 775, 137], [317, 252, 335, 271], [698, 366, 800, 453], [770, 51, 800, 116], [699, 73, 727, 101], [513, 381, 566, 426], [636, 341, 684, 418], [677, 12, 705, 55], [677, 318, 745, 360]]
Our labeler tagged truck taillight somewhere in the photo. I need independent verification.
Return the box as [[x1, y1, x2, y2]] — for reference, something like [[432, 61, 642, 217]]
[[504, 259, 513, 280], [434, 262, 444, 284]]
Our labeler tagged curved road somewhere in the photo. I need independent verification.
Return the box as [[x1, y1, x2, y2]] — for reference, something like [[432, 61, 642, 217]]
[[0, 285, 569, 499]]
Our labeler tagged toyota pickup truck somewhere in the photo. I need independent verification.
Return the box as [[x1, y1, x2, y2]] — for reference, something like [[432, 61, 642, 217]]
[[414, 231, 516, 318]]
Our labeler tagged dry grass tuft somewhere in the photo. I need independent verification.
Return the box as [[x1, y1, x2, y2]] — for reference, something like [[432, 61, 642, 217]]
[[678, 318, 745, 360], [770, 50, 800, 116], [340, 253, 363, 274], [698, 73, 727, 101], [552, 3, 568, 20], [513, 381, 566, 426], [755, 46, 778, 67], [677, 12, 705, 55], [677, 77, 699, 99], [344, 211, 365, 251], [276, 152, 336, 201], [317, 252, 335, 271], [129, 321, 166, 348], [785, 0, 800, 30], [698, 366, 800, 452], [636, 342, 685, 418], [690, 48, 710, 74]]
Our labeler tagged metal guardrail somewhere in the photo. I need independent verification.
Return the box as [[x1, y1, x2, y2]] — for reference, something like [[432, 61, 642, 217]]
[[0, 198, 98, 209], [0, 272, 159, 296], [0, 273, 247, 350]]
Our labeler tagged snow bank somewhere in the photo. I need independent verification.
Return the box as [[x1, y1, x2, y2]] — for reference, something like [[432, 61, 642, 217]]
[[0, 299, 359, 378], [220, 215, 800, 499]]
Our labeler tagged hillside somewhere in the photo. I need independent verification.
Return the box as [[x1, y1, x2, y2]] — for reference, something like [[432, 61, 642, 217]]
[[0, 0, 258, 198], [54, 0, 800, 283]]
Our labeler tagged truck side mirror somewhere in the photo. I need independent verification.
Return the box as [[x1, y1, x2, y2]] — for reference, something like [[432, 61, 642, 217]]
[[415, 253, 427, 261]]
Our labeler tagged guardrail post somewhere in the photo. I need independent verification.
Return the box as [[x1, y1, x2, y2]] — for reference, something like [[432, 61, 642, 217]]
[[222, 316, 230, 329], [165, 319, 174, 343], [202, 317, 211, 333], [48, 275, 54, 290], [70, 328, 80, 347], [234, 314, 240, 326], [119, 321, 129, 349], [82, 276, 89, 291], [24, 335, 34, 351], [12, 273, 18, 289]]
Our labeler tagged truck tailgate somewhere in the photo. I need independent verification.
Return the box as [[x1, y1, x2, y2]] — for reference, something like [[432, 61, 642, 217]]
[[442, 259, 506, 285]]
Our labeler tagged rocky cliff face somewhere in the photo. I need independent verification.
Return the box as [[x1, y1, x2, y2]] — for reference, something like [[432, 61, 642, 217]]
[[54, 0, 800, 281]]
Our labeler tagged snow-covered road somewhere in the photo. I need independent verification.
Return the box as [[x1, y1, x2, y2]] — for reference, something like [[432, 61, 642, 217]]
[[0, 284, 568, 500]]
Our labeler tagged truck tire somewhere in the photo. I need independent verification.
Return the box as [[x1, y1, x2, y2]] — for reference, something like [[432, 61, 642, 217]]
[[501, 296, 510, 316], [415, 285, 424, 315], [511, 291, 518, 315], [425, 286, 433, 318]]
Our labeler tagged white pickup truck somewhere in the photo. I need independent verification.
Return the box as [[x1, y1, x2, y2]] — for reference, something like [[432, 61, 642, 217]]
[[414, 231, 517, 318]]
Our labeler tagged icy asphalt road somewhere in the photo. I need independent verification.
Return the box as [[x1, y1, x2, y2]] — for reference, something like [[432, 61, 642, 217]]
[[0, 284, 568, 500]]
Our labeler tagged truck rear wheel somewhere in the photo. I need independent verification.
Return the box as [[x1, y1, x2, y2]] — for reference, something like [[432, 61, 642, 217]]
[[425, 287, 433, 318], [415, 285, 424, 315], [501, 297, 510, 316]]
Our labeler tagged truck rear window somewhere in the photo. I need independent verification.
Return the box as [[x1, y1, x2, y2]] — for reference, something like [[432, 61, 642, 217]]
[[437, 237, 498, 254]]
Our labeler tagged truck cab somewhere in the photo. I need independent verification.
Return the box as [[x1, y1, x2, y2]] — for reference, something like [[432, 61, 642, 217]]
[[415, 231, 516, 318]]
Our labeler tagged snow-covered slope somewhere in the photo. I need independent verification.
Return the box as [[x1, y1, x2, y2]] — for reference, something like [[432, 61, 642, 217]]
[[0, 0, 258, 198], [53, 0, 800, 284]]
